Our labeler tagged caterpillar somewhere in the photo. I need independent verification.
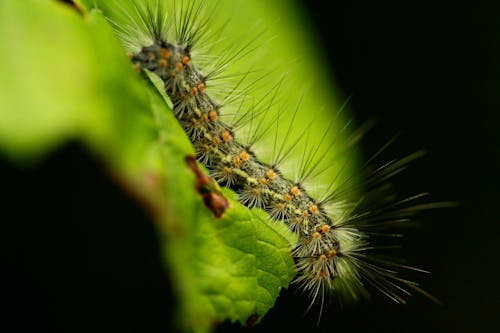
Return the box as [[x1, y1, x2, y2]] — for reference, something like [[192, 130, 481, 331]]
[[87, 0, 440, 325]]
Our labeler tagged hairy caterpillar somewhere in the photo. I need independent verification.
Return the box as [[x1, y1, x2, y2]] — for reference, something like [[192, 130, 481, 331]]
[[85, 0, 441, 324]]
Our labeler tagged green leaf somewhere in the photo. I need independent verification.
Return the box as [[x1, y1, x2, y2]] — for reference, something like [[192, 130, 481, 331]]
[[162, 190, 296, 331]]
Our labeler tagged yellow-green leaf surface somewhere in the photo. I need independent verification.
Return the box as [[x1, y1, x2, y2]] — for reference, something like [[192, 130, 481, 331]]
[[0, 0, 360, 332]]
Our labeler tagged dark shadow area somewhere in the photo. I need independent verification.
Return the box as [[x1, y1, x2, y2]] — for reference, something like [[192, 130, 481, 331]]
[[0, 144, 175, 332]]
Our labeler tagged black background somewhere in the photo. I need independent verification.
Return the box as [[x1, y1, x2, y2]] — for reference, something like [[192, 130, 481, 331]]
[[1, 0, 498, 332]]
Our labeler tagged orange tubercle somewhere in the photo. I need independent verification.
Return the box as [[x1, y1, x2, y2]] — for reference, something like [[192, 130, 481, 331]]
[[239, 150, 250, 161], [309, 204, 318, 215], [160, 48, 171, 58], [221, 131, 232, 142], [209, 110, 218, 121], [158, 59, 168, 68], [320, 225, 330, 233], [266, 169, 276, 180], [290, 186, 301, 196], [182, 55, 191, 65], [232, 156, 241, 167]]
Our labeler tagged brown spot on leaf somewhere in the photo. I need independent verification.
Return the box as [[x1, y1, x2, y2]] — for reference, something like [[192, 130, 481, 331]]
[[185, 155, 229, 218], [246, 313, 259, 327]]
